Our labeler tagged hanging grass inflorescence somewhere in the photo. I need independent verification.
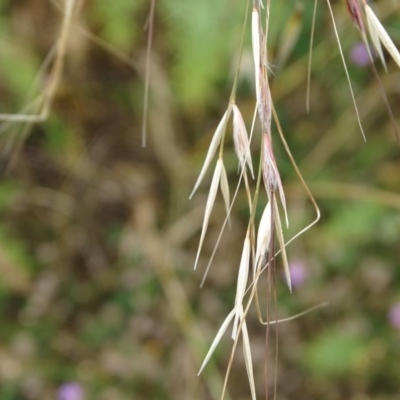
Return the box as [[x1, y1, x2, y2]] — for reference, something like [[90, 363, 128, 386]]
[[190, 0, 400, 398]]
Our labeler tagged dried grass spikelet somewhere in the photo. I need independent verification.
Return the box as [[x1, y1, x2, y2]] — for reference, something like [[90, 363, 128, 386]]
[[345, 0, 365, 32], [198, 308, 236, 375], [272, 195, 292, 292], [255, 201, 272, 275], [219, 160, 230, 219], [240, 305, 256, 400], [344, 1, 400, 142], [189, 105, 232, 199], [253, 3, 277, 145], [194, 158, 230, 269], [262, 134, 280, 193], [232, 233, 250, 340], [252, 6, 273, 136], [259, 76, 273, 137], [364, 3, 400, 70], [194, 158, 227, 270], [255, 196, 292, 291], [198, 303, 256, 400], [262, 133, 288, 226], [232, 104, 254, 178]]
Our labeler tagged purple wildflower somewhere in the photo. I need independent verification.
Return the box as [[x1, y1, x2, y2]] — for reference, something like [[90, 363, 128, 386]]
[[388, 303, 400, 329], [350, 42, 374, 67], [57, 382, 85, 400], [289, 260, 306, 289]]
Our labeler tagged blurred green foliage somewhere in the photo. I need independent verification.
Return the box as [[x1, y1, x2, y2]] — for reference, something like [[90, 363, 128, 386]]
[[90, 1, 144, 51], [304, 329, 366, 377]]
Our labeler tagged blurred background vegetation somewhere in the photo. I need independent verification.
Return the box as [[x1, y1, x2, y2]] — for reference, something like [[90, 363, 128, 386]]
[[0, 0, 399, 399]]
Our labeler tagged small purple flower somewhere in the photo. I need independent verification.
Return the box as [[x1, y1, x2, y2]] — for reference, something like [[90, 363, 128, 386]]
[[57, 382, 85, 400], [289, 260, 306, 289], [388, 303, 400, 329], [350, 42, 374, 67]]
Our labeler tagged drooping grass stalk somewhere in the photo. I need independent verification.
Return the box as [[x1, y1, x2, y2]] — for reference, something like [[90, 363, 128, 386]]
[[173, 0, 400, 398]]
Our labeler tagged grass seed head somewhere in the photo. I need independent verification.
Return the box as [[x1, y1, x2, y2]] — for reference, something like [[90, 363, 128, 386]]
[[219, 160, 231, 222], [345, 0, 365, 32], [255, 201, 272, 272], [194, 158, 224, 270], [189, 106, 232, 199], [233, 104, 254, 178], [262, 133, 281, 193], [364, 4, 400, 70], [232, 235, 251, 340]]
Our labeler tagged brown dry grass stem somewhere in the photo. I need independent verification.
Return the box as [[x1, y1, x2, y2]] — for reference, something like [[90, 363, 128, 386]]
[[0, 0, 76, 124], [0, 0, 77, 170], [141, 0, 155, 147]]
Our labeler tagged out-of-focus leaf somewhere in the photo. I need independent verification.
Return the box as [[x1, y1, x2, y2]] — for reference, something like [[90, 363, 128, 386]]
[[303, 330, 366, 377], [90, 0, 145, 51], [324, 202, 383, 244], [0, 43, 40, 100], [44, 116, 69, 153], [160, 0, 242, 109], [0, 228, 34, 292], [0, 181, 18, 211]]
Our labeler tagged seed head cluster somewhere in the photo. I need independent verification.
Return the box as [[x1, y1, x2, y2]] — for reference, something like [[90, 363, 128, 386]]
[[190, 1, 400, 398]]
